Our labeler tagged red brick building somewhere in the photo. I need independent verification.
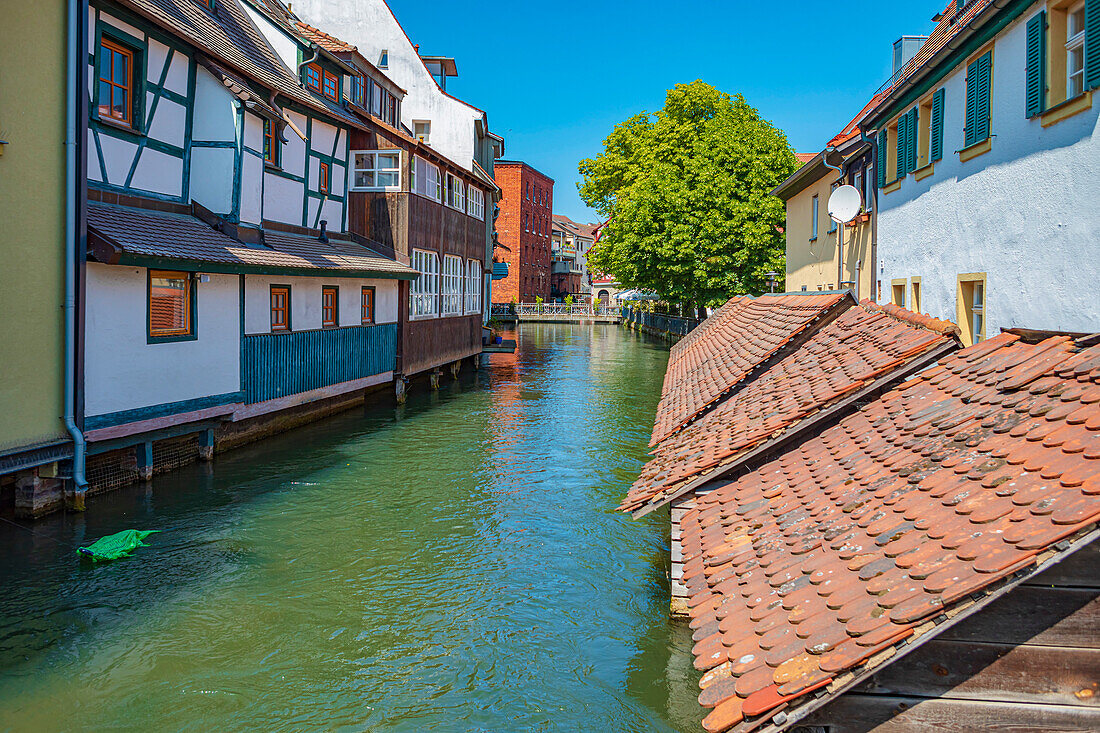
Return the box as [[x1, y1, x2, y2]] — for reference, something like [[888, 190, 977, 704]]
[[492, 161, 554, 304]]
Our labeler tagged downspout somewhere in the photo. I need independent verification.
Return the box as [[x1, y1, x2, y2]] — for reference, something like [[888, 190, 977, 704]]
[[64, 0, 88, 503], [857, 124, 878, 302], [821, 147, 844, 292], [296, 48, 319, 79]]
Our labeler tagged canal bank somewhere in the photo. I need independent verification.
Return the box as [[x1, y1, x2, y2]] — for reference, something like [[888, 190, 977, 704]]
[[0, 323, 703, 732]]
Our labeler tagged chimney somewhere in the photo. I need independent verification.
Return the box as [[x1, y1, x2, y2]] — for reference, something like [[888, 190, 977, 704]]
[[318, 220, 328, 243]]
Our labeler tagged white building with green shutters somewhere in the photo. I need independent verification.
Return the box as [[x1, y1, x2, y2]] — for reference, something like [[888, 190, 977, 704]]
[[863, 0, 1099, 345]]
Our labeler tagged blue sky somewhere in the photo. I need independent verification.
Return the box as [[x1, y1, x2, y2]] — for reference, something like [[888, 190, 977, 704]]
[[388, 0, 944, 222]]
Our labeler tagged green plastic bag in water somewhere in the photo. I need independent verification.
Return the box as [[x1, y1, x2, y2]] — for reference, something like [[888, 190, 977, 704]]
[[78, 530, 159, 562]]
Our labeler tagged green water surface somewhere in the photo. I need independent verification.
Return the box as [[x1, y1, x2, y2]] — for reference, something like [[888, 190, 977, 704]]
[[0, 323, 702, 732]]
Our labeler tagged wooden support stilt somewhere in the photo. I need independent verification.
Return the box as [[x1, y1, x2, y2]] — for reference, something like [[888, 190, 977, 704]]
[[395, 376, 409, 405], [429, 369, 442, 390], [198, 429, 215, 462], [137, 442, 153, 482], [450, 360, 461, 380]]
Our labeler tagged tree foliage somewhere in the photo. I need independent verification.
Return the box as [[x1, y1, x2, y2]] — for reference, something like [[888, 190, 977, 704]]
[[578, 81, 798, 306]]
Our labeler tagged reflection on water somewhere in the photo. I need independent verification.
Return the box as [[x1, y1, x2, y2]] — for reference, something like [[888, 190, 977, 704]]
[[0, 323, 702, 732]]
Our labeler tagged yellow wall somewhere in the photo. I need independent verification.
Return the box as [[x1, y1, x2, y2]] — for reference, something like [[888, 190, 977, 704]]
[[0, 0, 68, 452], [784, 172, 874, 301]]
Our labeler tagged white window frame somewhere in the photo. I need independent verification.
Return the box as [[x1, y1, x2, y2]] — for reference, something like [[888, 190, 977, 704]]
[[351, 150, 401, 192], [412, 156, 442, 202], [465, 259, 482, 314], [446, 173, 465, 210], [442, 254, 463, 316], [467, 186, 485, 220], [410, 249, 439, 318], [1067, 2, 1086, 99]]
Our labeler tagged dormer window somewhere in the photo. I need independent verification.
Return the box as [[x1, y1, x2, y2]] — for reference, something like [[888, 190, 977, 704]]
[[304, 62, 338, 102], [322, 69, 338, 101], [350, 73, 364, 106], [378, 50, 389, 69]]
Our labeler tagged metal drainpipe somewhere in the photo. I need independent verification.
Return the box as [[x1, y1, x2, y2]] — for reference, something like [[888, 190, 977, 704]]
[[64, 0, 88, 500], [821, 147, 845, 292], [857, 125, 878, 302], [296, 47, 319, 79]]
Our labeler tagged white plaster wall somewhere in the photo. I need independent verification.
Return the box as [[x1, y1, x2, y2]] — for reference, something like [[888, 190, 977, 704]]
[[240, 152, 264, 226], [283, 111, 308, 178], [87, 128, 102, 182], [192, 67, 237, 143], [85, 264, 240, 417], [131, 146, 183, 197], [99, 12, 143, 42], [146, 97, 186, 149], [147, 38, 170, 84], [97, 134, 138, 186], [290, 0, 482, 169], [164, 48, 190, 96], [263, 173, 304, 226], [240, 1, 301, 73], [311, 118, 338, 156], [878, 10, 1100, 334], [243, 113, 264, 153], [190, 146, 235, 214], [243, 275, 399, 334]]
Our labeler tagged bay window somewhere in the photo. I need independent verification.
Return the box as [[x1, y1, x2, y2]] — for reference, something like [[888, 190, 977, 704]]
[[411, 250, 439, 318], [351, 150, 401, 191]]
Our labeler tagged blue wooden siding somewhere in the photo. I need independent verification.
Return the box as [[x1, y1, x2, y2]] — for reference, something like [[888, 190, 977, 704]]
[[241, 323, 397, 404]]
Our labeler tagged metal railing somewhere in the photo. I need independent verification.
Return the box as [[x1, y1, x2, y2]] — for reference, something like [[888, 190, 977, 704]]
[[491, 303, 619, 317], [622, 307, 701, 337]]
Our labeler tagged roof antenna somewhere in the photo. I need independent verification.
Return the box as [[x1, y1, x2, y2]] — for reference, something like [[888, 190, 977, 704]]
[[318, 219, 328, 243]]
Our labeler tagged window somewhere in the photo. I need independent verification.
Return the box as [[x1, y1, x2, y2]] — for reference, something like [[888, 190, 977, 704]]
[[864, 162, 875, 209], [853, 170, 863, 203], [467, 187, 484, 220], [371, 83, 383, 117], [98, 38, 134, 125], [465, 259, 482, 314], [361, 286, 375, 324], [304, 63, 322, 94], [1067, 2, 1087, 98], [351, 150, 401, 191], [271, 286, 291, 331], [526, 181, 530, 200], [442, 254, 463, 315], [149, 270, 193, 339], [524, 213, 529, 233], [810, 194, 819, 239], [446, 173, 465, 210], [891, 279, 906, 307], [378, 50, 389, 69], [411, 250, 439, 317], [350, 73, 364, 107], [321, 286, 339, 327], [963, 51, 993, 148], [383, 93, 397, 126], [910, 277, 922, 313], [263, 118, 279, 166], [957, 273, 987, 346], [412, 156, 442, 201], [318, 161, 330, 194], [322, 69, 339, 102], [413, 120, 431, 143]]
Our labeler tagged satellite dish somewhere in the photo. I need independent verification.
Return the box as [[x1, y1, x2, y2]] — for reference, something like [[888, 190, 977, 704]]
[[828, 185, 862, 224]]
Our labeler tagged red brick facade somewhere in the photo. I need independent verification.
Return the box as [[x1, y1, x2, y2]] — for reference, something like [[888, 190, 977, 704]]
[[491, 161, 554, 304]]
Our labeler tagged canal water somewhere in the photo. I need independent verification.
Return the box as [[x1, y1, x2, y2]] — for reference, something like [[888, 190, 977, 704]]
[[0, 323, 703, 732]]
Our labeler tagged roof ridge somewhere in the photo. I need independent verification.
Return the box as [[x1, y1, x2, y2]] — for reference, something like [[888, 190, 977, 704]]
[[860, 299, 961, 338]]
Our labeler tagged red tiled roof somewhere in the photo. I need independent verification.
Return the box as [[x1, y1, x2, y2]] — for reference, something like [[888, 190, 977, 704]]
[[827, 90, 890, 148], [794, 153, 817, 164], [623, 302, 960, 515], [681, 332, 1100, 733], [88, 202, 417, 278], [651, 293, 851, 446], [295, 20, 356, 53]]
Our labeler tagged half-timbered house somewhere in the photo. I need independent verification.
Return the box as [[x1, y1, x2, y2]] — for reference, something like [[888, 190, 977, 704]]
[[77, 0, 495, 496]]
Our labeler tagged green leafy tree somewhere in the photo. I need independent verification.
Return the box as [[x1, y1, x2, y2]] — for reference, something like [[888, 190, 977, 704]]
[[579, 81, 797, 308]]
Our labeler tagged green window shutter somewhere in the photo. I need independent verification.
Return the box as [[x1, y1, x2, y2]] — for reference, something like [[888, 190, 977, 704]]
[[964, 58, 980, 147], [975, 51, 992, 143], [876, 130, 887, 188], [896, 114, 907, 180], [1025, 12, 1047, 117], [907, 107, 919, 173], [1086, 0, 1100, 90], [930, 89, 945, 161]]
